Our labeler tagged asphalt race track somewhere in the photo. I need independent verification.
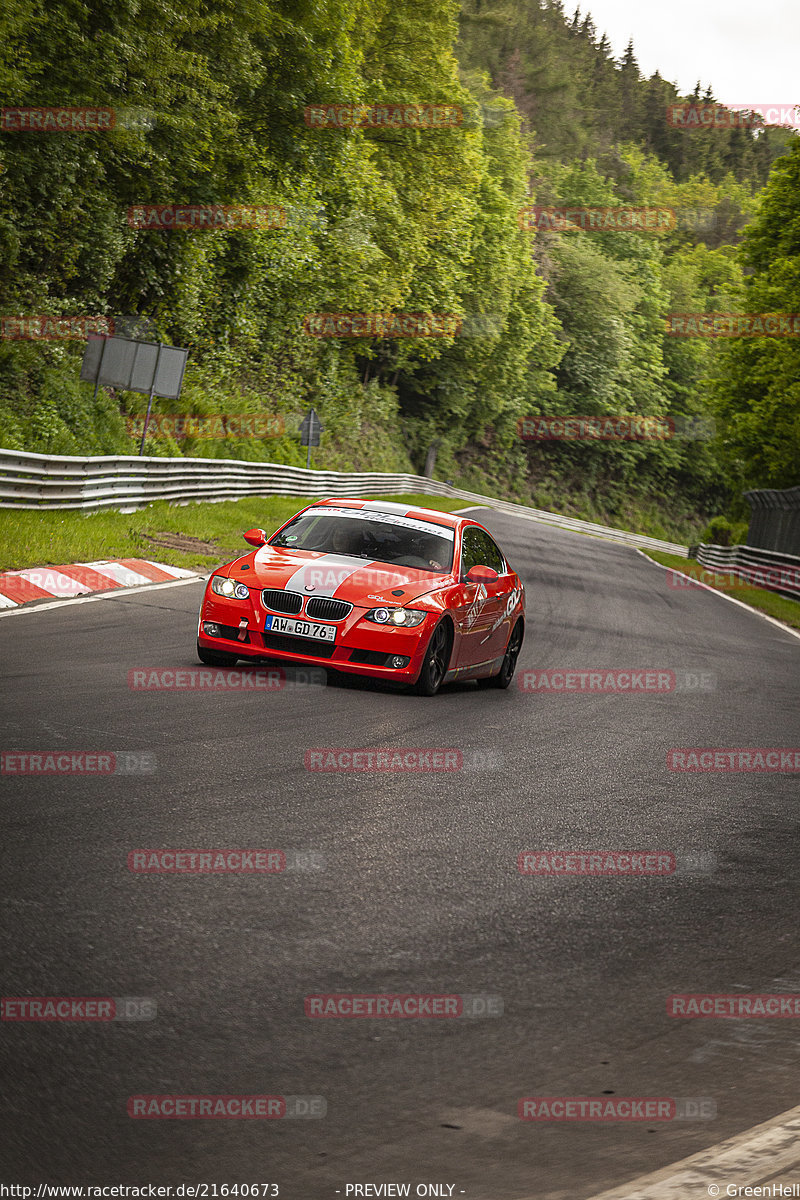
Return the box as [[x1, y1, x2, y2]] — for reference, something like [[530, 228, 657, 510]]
[[1, 508, 799, 1198]]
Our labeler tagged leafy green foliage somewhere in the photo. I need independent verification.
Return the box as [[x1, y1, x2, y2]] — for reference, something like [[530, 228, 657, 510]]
[[0, 0, 796, 542], [713, 139, 800, 492]]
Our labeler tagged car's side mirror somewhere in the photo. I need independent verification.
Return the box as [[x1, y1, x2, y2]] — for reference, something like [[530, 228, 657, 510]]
[[243, 528, 268, 547], [466, 564, 499, 583]]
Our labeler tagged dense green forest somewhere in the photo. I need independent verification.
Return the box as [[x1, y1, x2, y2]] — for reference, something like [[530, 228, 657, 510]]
[[1, 0, 798, 541]]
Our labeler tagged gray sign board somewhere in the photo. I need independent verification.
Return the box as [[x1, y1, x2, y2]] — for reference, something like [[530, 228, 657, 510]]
[[299, 407, 323, 447], [80, 335, 188, 400]]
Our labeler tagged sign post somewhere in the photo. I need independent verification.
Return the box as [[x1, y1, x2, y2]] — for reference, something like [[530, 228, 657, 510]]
[[79, 334, 189, 455], [299, 407, 323, 469], [139, 342, 164, 456], [92, 335, 110, 402]]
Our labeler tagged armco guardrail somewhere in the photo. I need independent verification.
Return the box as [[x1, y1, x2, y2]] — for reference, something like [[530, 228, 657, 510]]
[[744, 486, 800, 557], [695, 543, 800, 601], [0, 448, 688, 555]]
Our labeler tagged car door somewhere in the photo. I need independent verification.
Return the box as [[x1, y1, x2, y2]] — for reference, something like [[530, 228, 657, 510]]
[[476, 530, 519, 660], [470, 528, 518, 660], [453, 527, 507, 670]]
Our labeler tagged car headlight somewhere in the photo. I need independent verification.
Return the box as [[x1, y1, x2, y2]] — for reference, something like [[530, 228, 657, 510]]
[[211, 575, 250, 600], [364, 607, 426, 627]]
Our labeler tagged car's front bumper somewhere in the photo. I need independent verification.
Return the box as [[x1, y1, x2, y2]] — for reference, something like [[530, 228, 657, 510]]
[[198, 595, 435, 683]]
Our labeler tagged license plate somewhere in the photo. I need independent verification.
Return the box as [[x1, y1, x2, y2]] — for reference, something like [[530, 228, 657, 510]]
[[264, 615, 337, 642]]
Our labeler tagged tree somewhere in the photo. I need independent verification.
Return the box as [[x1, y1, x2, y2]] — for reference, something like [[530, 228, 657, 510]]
[[714, 139, 800, 490]]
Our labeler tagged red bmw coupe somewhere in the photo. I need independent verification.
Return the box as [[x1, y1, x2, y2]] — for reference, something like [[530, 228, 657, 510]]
[[197, 499, 525, 695]]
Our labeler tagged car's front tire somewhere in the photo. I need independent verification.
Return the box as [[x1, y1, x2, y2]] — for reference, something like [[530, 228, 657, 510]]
[[197, 641, 239, 668], [413, 621, 452, 696], [477, 620, 523, 690]]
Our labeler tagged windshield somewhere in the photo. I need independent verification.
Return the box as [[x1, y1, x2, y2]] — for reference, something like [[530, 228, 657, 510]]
[[269, 507, 455, 573]]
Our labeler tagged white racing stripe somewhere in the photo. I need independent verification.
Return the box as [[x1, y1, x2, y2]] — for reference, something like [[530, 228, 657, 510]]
[[357, 500, 423, 515], [283, 554, 373, 599]]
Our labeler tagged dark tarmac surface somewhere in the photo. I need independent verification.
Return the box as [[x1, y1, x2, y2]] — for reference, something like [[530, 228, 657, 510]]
[[1, 509, 798, 1197]]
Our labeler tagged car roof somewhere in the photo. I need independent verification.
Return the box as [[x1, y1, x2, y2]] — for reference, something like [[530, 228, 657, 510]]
[[309, 498, 466, 530]]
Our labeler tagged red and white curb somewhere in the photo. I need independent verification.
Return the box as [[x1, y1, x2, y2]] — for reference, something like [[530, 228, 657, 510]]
[[0, 559, 198, 608]]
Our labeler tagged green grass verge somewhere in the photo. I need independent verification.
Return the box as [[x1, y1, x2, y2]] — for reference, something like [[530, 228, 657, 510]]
[[644, 550, 800, 632], [0, 494, 471, 573]]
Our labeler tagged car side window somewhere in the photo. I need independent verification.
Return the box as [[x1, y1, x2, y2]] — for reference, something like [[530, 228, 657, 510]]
[[476, 530, 505, 573], [460, 529, 481, 576], [460, 530, 479, 576], [461, 528, 505, 576]]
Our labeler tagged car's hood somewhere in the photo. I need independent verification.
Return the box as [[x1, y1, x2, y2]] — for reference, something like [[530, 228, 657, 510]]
[[239, 547, 450, 604]]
